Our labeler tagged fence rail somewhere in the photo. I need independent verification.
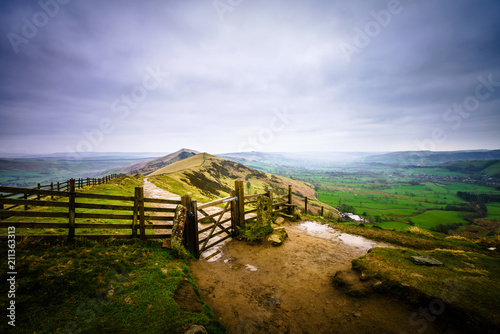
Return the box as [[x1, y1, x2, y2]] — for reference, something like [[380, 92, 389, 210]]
[[0, 177, 178, 241], [0, 176, 321, 259]]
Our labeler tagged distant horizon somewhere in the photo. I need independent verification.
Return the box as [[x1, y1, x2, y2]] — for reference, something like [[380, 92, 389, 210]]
[[1, 148, 500, 158]]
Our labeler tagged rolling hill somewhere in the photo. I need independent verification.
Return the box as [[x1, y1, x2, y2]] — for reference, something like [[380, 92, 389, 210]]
[[109, 148, 200, 176], [444, 160, 500, 178], [364, 150, 500, 166], [148, 153, 339, 218]]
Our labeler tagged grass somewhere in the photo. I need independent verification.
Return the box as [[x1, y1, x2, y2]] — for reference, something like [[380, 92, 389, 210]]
[[0, 238, 225, 334], [351, 247, 500, 332]]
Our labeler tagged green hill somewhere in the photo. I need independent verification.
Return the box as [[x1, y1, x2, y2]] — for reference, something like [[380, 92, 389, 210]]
[[444, 160, 500, 177], [148, 153, 338, 218]]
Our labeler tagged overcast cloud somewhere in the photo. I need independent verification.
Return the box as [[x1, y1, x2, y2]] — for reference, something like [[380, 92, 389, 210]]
[[0, 0, 499, 154]]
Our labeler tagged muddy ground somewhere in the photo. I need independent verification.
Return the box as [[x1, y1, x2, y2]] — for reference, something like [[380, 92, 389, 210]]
[[190, 223, 466, 334]]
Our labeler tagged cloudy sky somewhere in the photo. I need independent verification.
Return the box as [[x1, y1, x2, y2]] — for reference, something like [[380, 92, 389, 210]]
[[0, 0, 499, 155]]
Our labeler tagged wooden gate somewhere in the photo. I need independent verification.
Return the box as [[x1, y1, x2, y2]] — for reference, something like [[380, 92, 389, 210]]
[[196, 191, 238, 258]]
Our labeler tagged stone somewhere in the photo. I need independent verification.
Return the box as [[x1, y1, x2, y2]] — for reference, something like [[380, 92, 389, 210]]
[[268, 233, 283, 246], [276, 217, 285, 225], [185, 325, 208, 334], [411, 256, 443, 267]]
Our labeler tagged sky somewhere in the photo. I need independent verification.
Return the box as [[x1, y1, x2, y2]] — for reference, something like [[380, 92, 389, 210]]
[[0, 0, 499, 156]]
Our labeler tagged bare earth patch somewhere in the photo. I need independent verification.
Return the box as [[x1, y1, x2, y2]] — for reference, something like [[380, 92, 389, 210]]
[[190, 222, 466, 333]]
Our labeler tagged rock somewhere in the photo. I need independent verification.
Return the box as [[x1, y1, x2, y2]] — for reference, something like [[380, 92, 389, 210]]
[[268, 227, 288, 246], [268, 233, 283, 246], [353, 312, 361, 318], [185, 325, 208, 334], [411, 256, 443, 266], [276, 217, 285, 225]]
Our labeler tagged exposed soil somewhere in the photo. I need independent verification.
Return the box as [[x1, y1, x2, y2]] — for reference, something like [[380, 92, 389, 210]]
[[190, 223, 466, 334]]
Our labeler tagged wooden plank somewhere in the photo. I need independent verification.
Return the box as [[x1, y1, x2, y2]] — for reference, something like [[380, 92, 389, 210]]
[[276, 212, 293, 218], [273, 201, 288, 207], [75, 192, 135, 202], [145, 215, 174, 221], [0, 222, 70, 228], [244, 208, 258, 215], [0, 210, 68, 218], [0, 186, 69, 198], [199, 225, 232, 245], [244, 193, 267, 200], [143, 198, 181, 205], [75, 202, 134, 211], [198, 217, 231, 234], [197, 196, 232, 210], [144, 207, 177, 213], [201, 234, 232, 253], [196, 209, 226, 223], [75, 213, 134, 220]]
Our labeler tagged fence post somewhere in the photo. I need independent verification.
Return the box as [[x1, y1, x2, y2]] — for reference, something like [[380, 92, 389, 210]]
[[57, 182, 60, 192], [235, 180, 245, 228], [50, 182, 54, 200], [68, 179, 76, 242], [321, 206, 324, 217], [288, 185, 293, 215], [305, 197, 308, 215], [230, 190, 238, 236], [266, 189, 273, 214], [24, 193, 28, 210], [133, 187, 140, 238], [137, 187, 145, 240], [37, 183, 41, 200]]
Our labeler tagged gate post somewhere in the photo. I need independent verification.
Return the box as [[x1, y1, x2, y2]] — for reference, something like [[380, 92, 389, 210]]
[[182, 195, 199, 258], [288, 185, 293, 215], [266, 189, 273, 214], [235, 180, 245, 228], [230, 190, 238, 237]]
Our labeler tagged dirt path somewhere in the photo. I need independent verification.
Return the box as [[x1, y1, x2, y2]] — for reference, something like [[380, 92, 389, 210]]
[[190, 222, 453, 334], [142, 178, 233, 259]]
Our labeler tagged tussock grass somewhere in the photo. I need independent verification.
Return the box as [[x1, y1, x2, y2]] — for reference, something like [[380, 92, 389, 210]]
[[407, 226, 434, 237]]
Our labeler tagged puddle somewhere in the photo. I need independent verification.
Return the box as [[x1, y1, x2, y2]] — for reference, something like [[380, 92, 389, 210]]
[[245, 264, 258, 272], [299, 221, 386, 251]]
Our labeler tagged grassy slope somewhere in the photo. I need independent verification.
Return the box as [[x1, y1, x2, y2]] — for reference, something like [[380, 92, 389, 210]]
[[320, 217, 500, 332], [352, 247, 499, 332], [0, 175, 224, 333], [149, 153, 339, 219]]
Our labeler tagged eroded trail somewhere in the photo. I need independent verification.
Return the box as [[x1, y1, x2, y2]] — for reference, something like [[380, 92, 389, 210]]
[[190, 222, 448, 334]]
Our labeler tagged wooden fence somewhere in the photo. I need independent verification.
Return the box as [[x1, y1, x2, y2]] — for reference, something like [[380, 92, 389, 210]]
[[0, 174, 120, 213], [0, 178, 298, 258]]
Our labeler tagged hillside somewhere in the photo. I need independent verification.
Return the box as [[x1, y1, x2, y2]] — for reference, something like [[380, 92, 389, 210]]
[[364, 150, 500, 166], [109, 148, 199, 176], [444, 160, 500, 178], [148, 153, 338, 218]]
